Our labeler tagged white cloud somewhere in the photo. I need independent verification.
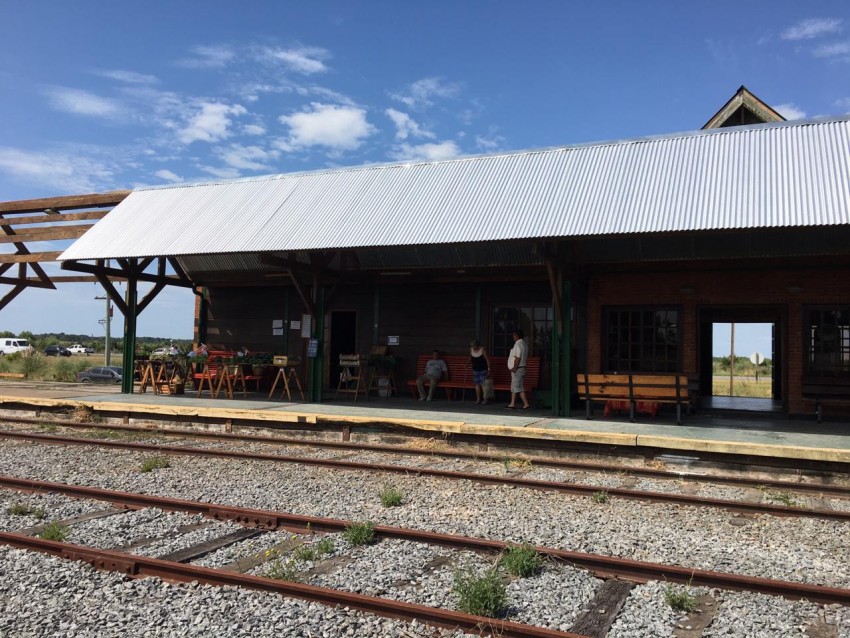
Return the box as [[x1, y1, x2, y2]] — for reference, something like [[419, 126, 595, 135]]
[[814, 41, 850, 58], [391, 77, 461, 109], [42, 86, 122, 118], [215, 144, 279, 171], [178, 102, 248, 144], [198, 164, 242, 179], [384, 108, 434, 140], [154, 169, 183, 183], [96, 69, 158, 84], [277, 103, 376, 151], [774, 103, 807, 121], [176, 45, 235, 69], [781, 18, 842, 40], [475, 131, 505, 152], [389, 140, 461, 162], [262, 46, 330, 74], [242, 123, 267, 136], [0, 146, 115, 192]]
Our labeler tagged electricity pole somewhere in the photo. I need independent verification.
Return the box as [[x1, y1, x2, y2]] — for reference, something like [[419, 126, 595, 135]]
[[95, 295, 112, 366]]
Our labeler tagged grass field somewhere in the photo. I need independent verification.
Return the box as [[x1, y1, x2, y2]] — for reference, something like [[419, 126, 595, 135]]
[[0, 353, 122, 383], [712, 376, 772, 398]]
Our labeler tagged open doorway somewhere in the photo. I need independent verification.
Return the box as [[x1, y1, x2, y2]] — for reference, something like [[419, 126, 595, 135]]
[[698, 307, 784, 412], [329, 311, 357, 390]]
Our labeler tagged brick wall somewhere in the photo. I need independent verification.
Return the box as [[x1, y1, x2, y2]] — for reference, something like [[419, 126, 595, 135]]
[[585, 264, 850, 415]]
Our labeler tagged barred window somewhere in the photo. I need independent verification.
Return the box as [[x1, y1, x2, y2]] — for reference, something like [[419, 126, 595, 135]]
[[805, 307, 850, 377], [604, 308, 680, 373]]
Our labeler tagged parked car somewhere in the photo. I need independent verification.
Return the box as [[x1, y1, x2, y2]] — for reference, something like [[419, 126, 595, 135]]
[[68, 344, 94, 355], [77, 366, 122, 384], [151, 347, 172, 357], [44, 345, 72, 357], [0, 338, 33, 355]]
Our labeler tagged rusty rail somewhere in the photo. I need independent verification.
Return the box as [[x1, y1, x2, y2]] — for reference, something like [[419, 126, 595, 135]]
[[2, 474, 850, 606], [0, 532, 578, 638], [3, 414, 848, 497], [1, 429, 847, 521]]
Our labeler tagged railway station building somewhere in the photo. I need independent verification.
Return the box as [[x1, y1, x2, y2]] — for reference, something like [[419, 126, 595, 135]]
[[57, 87, 850, 420]]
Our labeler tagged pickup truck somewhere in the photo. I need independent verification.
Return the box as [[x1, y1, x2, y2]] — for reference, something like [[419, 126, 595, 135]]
[[68, 344, 94, 355]]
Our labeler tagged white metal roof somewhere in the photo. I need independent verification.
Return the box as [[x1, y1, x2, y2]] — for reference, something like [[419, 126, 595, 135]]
[[60, 117, 850, 261]]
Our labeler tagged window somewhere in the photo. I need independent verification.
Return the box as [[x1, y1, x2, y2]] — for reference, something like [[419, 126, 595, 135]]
[[491, 305, 553, 386], [605, 308, 680, 372], [805, 307, 850, 377]]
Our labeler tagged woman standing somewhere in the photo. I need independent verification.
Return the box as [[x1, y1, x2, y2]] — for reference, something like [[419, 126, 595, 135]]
[[469, 339, 491, 405]]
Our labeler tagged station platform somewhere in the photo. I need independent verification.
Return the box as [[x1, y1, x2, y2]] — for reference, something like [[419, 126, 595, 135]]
[[1, 381, 849, 465]]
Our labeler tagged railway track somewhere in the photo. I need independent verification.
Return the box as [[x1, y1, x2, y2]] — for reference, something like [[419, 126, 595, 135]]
[[2, 476, 849, 637], [4, 414, 848, 497], [1, 427, 848, 522]]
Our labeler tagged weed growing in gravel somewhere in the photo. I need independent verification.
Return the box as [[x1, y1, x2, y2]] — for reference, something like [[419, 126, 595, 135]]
[[139, 455, 171, 473], [663, 583, 698, 613], [765, 490, 799, 507], [501, 457, 532, 472], [453, 568, 507, 618], [379, 485, 404, 507], [39, 522, 69, 542], [38, 423, 59, 433], [293, 537, 335, 562], [592, 490, 609, 504], [6, 502, 32, 516], [499, 543, 542, 578], [343, 521, 375, 546], [263, 557, 300, 581], [82, 428, 127, 440], [5, 502, 47, 519]]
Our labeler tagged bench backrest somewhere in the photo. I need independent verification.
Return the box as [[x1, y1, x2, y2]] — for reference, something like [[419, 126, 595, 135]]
[[414, 353, 541, 389], [577, 373, 689, 401], [802, 377, 850, 396]]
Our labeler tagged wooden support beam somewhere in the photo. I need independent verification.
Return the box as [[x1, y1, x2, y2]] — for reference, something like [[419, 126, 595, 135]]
[[60, 260, 194, 287], [26, 275, 125, 284], [287, 268, 316, 317], [0, 191, 129, 215], [0, 252, 63, 264], [0, 226, 93, 244], [136, 258, 167, 314], [0, 210, 108, 227]]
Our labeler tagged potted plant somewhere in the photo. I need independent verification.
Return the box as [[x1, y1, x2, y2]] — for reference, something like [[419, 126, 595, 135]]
[[367, 353, 398, 372]]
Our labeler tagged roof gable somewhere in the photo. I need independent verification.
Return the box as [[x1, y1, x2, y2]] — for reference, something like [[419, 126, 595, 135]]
[[702, 85, 786, 129]]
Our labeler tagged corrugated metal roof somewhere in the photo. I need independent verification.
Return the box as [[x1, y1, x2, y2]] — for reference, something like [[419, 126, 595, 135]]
[[60, 117, 850, 261]]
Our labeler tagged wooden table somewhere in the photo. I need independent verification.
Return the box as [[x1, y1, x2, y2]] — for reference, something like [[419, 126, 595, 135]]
[[138, 359, 185, 395], [268, 364, 304, 401]]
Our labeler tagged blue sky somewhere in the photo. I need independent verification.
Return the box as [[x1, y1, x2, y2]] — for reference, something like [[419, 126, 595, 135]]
[[1, 2, 849, 348]]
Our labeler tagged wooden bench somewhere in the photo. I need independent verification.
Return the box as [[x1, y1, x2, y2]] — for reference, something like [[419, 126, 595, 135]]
[[192, 350, 235, 397], [802, 377, 850, 423], [406, 354, 541, 400], [576, 373, 689, 424]]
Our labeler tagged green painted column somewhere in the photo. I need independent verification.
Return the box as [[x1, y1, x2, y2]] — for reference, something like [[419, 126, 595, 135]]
[[551, 278, 572, 417], [314, 287, 325, 403], [474, 285, 481, 340], [562, 279, 571, 417], [373, 286, 380, 344], [121, 278, 137, 394]]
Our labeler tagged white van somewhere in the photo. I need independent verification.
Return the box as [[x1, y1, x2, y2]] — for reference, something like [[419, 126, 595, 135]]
[[0, 338, 33, 355]]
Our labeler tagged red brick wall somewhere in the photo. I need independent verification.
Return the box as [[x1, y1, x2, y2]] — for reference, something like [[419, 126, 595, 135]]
[[586, 264, 850, 415]]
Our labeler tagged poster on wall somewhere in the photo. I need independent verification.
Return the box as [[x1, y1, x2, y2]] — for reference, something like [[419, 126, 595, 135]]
[[290, 321, 301, 330], [307, 338, 318, 358], [272, 319, 284, 336], [388, 336, 399, 345], [301, 314, 312, 338]]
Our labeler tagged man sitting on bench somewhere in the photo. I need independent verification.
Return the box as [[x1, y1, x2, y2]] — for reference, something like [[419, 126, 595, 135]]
[[416, 349, 448, 402]]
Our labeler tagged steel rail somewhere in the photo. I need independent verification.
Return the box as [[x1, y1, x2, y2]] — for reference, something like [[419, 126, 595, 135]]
[[0, 532, 578, 638], [2, 474, 849, 606], [3, 414, 848, 497], [1, 429, 848, 522]]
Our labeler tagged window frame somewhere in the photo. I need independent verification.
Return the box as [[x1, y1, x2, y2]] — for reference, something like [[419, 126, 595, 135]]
[[602, 305, 683, 373], [803, 305, 850, 378]]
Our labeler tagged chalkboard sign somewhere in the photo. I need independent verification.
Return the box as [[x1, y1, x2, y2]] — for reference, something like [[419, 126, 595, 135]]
[[307, 338, 318, 358]]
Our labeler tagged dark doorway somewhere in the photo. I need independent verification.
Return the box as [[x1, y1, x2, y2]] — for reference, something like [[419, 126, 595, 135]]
[[329, 311, 357, 389], [698, 306, 785, 413]]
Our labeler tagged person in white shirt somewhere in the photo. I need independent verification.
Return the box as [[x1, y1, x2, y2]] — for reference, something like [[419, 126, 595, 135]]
[[506, 329, 530, 410], [416, 349, 448, 402]]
